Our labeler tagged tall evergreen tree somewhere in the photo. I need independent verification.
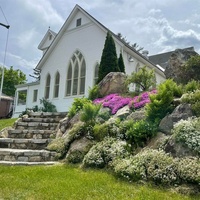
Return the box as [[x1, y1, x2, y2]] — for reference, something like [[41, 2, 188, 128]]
[[97, 32, 119, 83], [118, 53, 125, 73]]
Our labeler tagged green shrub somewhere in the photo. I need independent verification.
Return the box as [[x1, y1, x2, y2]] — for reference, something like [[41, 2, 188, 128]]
[[40, 98, 57, 112], [146, 79, 182, 123], [113, 149, 177, 185], [121, 119, 157, 148], [113, 148, 200, 186], [82, 137, 129, 168], [66, 150, 86, 164], [192, 101, 200, 117], [172, 117, 200, 154], [185, 80, 200, 92], [80, 102, 101, 125], [88, 85, 101, 100], [68, 98, 92, 118], [46, 137, 66, 158], [175, 157, 200, 184], [93, 123, 109, 141], [97, 108, 111, 122], [181, 90, 200, 117]]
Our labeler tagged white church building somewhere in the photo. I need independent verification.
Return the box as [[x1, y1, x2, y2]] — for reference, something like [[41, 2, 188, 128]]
[[13, 4, 166, 118]]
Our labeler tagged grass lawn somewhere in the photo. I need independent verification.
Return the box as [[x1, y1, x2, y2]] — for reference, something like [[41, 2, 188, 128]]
[[0, 118, 17, 130], [0, 164, 199, 200]]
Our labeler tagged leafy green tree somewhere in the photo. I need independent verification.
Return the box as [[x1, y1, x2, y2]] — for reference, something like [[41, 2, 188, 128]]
[[118, 53, 125, 73], [97, 32, 119, 83], [126, 66, 156, 92], [0, 66, 27, 96], [181, 55, 200, 83]]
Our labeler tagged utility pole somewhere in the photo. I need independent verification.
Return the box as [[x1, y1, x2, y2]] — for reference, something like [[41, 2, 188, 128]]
[[0, 22, 10, 102]]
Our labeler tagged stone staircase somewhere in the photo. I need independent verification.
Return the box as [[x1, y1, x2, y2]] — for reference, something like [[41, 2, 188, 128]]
[[0, 112, 67, 165]]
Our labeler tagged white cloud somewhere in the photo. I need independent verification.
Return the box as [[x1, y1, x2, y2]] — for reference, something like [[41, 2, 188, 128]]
[[21, 0, 64, 27]]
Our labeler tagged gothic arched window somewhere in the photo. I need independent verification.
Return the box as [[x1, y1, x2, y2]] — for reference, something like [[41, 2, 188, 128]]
[[54, 71, 60, 98], [66, 50, 86, 96], [45, 73, 51, 99]]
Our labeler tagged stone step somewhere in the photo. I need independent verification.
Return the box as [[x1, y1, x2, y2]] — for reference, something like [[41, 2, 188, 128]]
[[0, 148, 58, 162], [0, 138, 51, 150], [15, 122, 58, 130], [0, 161, 60, 166], [8, 129, 55, 139], [22, 117, 61, 123], [28, 112, 67, 118]]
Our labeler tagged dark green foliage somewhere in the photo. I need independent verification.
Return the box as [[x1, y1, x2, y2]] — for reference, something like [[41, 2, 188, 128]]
[[40, 98, 57, 112], [68, 98, 92, 118], [118, 53, 125, 73], [126, 66, 156, 92], [88, 85, 101, 100], [0, 66, 26, 96], [146, 79, 182, 123], [122, 120, 157, 147], [179, 55, 200, 84], [97, 32, 119, 83]]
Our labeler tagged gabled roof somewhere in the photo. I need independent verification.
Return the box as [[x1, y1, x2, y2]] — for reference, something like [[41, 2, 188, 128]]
[[149, 47, 194, 69], [38, 28, 57, 51], [35, 4, 165, 77]]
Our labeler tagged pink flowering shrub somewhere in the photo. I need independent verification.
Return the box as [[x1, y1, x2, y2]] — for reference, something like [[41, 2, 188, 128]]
[[93, 90, 157, 114]]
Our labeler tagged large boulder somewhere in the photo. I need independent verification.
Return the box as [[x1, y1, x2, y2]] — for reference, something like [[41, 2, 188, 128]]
[[164, 48, 198, 83], [65, 137, 94, 163], [163, 136, 198, 157], [126, 108, 146, 121], [98, 72, 127, 96], [159, 103, 194, 134]]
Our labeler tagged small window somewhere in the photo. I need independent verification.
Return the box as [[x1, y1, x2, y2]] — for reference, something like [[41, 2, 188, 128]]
[[76, 18, 81, 27], [49, 34, 52, 40], [33, 90, 38, 102]]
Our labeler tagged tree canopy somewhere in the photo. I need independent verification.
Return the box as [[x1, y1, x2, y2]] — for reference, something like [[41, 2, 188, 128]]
[[118, 53, 125, 73], [181, 55, 200, 84], [126, 66, 156, 92], [97, 32, 119, 83], [0, 66, 27, 96]]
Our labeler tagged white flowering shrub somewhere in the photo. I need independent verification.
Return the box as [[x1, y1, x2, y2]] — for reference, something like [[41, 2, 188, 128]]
[[175, 157, 200, 184], [113, 149, 177, 185], [181, 90, 200, 116], [82, 137, 130, 168], [173, 117, 200, 154]]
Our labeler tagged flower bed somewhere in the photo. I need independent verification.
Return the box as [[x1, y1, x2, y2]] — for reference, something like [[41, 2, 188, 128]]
[[93, 90, 157, 114]]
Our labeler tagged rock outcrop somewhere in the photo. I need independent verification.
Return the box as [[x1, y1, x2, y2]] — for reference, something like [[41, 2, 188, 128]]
[[98, 72, 127, 96], [159, 103, 194, 134], [164, 48, 198, 83]]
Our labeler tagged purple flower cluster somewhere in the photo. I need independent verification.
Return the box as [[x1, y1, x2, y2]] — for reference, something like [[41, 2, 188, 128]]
[[93, 90, 157, 115]]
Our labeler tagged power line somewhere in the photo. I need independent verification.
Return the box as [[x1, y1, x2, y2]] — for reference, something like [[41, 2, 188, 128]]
[[0, 5, 9, 24]]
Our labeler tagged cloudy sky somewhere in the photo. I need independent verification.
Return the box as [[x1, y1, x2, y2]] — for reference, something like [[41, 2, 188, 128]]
[[1, 0, 200, 82]]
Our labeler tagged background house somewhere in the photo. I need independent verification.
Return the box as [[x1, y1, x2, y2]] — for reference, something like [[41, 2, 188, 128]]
[[13, 4, 165, 118]]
